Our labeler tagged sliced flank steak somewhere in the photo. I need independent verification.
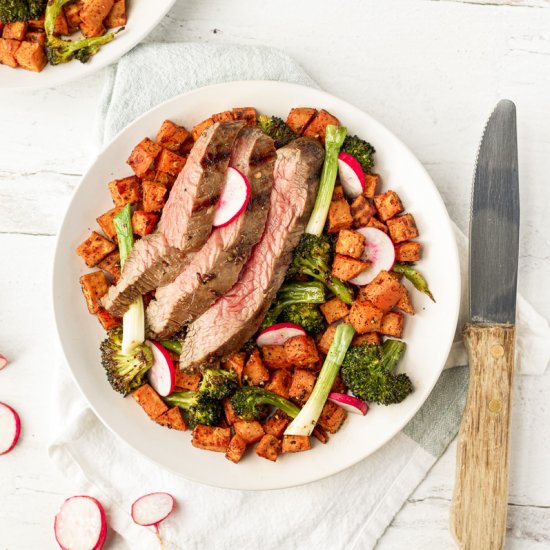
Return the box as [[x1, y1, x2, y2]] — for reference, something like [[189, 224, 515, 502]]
[[102, 121, 245, 317], [147, 128, 276, 339], [179, 138, 325, 371]]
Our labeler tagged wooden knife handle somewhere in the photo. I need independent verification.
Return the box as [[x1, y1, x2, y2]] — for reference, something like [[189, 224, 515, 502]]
[[450, 323, 515, 550]]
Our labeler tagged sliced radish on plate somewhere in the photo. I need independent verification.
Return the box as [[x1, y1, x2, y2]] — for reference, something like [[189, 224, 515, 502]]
[[131, 492, 175, 527], [0, 354, 8, 370], [256, 323, 306, 347], [349, 227, 396, 286], [146, 341, 175, 397], [0, 402, 20, 455], [54, 496, 107, 550], [213, 167, 250, 228], [338, 152, 365, 199], [328, 393, 369, 415]]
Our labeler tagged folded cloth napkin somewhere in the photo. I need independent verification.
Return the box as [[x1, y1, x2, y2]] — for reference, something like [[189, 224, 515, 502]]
[[49, 43, 550, 550]]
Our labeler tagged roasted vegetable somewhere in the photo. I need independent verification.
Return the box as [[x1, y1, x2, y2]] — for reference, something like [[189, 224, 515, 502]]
[[341, 134, 376, 173], [230, 386, 300, 421], [392, 262, 435, 302], [257, 115, 296, 148], [281, 303, 325, 335], [199, 368, 238, 400], [164, 391, 222, 427], [0, 0, 46, 23]]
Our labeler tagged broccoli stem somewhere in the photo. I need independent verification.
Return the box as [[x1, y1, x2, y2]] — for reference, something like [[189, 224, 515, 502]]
[[380, 339, 407, 370], [252, 389, 301, 419], [305, 125, 347, 237], [392, 263, 435, 302], [160, 340, 182, 355], [285, 323, 355, 436], [272, 281, 326, 318], [164, 391, 194, 408]]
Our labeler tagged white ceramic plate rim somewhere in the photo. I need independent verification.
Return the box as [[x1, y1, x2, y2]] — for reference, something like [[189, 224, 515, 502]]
[[52, 81, 461, 490]]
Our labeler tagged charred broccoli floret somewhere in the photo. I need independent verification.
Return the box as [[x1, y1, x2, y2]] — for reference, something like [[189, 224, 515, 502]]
[[341, 134, 376, 173], [230, 387, 300, 421], [341, 340, 413, 405], [100, 328, 154, 396], [281, 303, 325, 335], [257, 115, 297, 148], [164, 391, 221, 427], [0, 0, 46, 23], [199, 368, 238, 400]]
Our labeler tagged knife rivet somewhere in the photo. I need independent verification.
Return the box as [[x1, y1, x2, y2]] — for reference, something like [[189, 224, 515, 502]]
[[488, 399, 502, 413], [491, 344, 504, 358]]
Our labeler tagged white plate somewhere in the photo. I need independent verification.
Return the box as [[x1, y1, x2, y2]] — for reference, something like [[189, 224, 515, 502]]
[[52, 81, 461, 490], [0, 0, 175, 90]]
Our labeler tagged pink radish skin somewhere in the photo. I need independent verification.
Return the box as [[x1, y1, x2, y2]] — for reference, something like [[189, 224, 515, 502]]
[[146, 341, 175, 397], [328, 393, 369, 415], [131, 492, 175, 527], [0, 402, 20, 455], [54, 496, 107, 550], [213, 167, 251, 228], [0, 354, 8, 370], [338, 152, 365, 199], [349, 227, 396, 286], [256, 323, 306, 347]]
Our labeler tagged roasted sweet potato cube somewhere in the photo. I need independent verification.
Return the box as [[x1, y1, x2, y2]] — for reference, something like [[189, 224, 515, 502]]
[[54, 11, 69, 35], [133, 383, 169, 420], [155, 119, 190, 151], [224, 352, 246, 385], [318, 324, 337, 355], [352, 332, 381, 346], [223, 398, 238, 426], [25, 31, 46, 47], [374, 191, 404, 221], [265, 369, 292, 399], [105, 0, 127, 28], [284, 335, 320, 367], [263, 412, 291, 438], [27, 17, 45, 31], [262, 345, 292, 369], [225, 434, 247, 464], [174, 370, 201, 392], [64, 2, 82, 33], [395, 241, 422, 263], [80, 271, 109, 314], [320, 297, 350, 324], [153, 171, 175, 188], [212, 110, 235, 122], [318, 401, 347, 433], [332, 185, 345, 201], [256, 434, 281, 462], [350, 194, 376, 228], [363, 173, 380, 198], [127, 138, 162, 178], [108, 176, 141, 206], [192, 118, 214, 141], [289, 369, 317, 405], [396, 286, 415, 315], [141, 180, 167, 213], [76, 231, 116, 267], [234, 420, 265, 444], [98, 250, 121, 281], [331, 374, 347, 394], [387, 214, 419, 244], [336, 229, 366, 259], [332, 254, 370, 281], [286, 107, 317, 135], [282, 435, 311, 453], [380, 311, 404, 338], [96, 206, 122, 241], [327, 200, 353, 233], [243, 349, 269, 386], [232, 107, 257, 126], [192, 425, 231, 452], [303, 109, 339, 142], [3, 22, 27, 41], [156, 149, 187, 176], [96, 308, 121, 330], [79, 0, 113, 37], [132, 210, 159, 237], [0, 38, 21, 68], [156, 406, 187, 431], [359, 270, 403, 312], [367, 217, 389, 234], [312, 425, 329, 444], [14, 41, 46, 72], [349, 299, 384, 334]]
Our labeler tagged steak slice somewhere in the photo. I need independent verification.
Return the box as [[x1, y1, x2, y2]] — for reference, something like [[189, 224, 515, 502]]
[[146, 128, 276, 339], [179, 138, 325, 371], [102, 121, 244, 317]]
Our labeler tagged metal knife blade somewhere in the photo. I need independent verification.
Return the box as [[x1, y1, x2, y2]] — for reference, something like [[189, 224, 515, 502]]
[[469, 99, 519, 325]]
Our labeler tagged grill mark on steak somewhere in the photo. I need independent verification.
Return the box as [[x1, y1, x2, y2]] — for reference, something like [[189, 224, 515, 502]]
[[146, 128, 277, 339], [178, 138, 325, 370]]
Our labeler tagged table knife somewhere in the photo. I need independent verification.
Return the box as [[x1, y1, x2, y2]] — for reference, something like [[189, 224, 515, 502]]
[[449, 99, 520, 550]]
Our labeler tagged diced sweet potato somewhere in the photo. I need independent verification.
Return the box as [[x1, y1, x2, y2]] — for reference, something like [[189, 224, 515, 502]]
[[286, 107, 317, 135], [54, 11, 69, 36], [234, 420, 265, 444], [156, 406, 187, 431], [132, 210, 159, 237], [25, 31, 46, 47], [352, 332, 381, 346], [3, 22, 27, 41], [302, 109, 339, 143], [108, 176, 141, 206], [320, 297, 349, 324], [350, 194, 376, 228], [225, 434, 247, 463], [318, 324, 337, 355], [363, 173, 380, 198], [349, 299, 384, 334], [224, 352, 246, 385], [14, 41, 46, 72], [192, 425, 231, 452], [284, 335, 320, 367], [156, 149, 187, 176], [243, 349, 269, 386], [96, 206, 122, 241], [374, 191, 404, 222], [96, 307, 121, 330], [232, 107, 257, 126], [154, 170, 176, 188], [76, 231, 116, 267], [141, 180, 167, 213], [332, 185, 345, 201], [265, 369, 292, 399], [289, 368, 317, 405], [380, 311, 404, 338], [335, 229, 366, 259], [262, 345, 292, 369], [64, 1, 82, 34], [327, 200, 353, 233], [367, 217, 389, 234], [27, 17, 45, 31], [312, 425, 329, 444], [105, 0, 127, 28], [174, 370, 201, 392], [80, 0, 114, 37], [133, 383, 168, 420], [387, 214, 419, 243], [331, 374, 347, 394], [223, 398, 238, 426], [256, 434, 281, 462], [318, 401, 347, 434], [359, 270, 403, 312], [395, 241, 422, 263], [263, 412, 291, 438], [180, 138, 194, 155], [212, 110, 235, 122], [0, 38, 21, 68], [98, 250, 121, 282], [332, 254, 370, 281], [127, 138, 162, 178], [155, 119, 190, 152], [192, 118, 214, 141], [80, 271, 109, 314], [282, 435, 311, 453], [396, 286, 415, 315]]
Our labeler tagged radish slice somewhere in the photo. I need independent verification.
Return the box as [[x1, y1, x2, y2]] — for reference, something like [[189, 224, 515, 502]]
[[329, 393, 369, 415], [338, 152, 365, 199], [213, 167, 250, 228], [54, 496, 107, 550], [131, 492, 175, 527], [256, 323, 306, 347], [0, 354, 8, 370], [349, 227, 396, 286], [0, 402, 20, 455], [146, 341, 175, 397]]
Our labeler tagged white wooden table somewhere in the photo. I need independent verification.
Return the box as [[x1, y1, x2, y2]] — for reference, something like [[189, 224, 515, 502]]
[[1, 1, 549, 548]]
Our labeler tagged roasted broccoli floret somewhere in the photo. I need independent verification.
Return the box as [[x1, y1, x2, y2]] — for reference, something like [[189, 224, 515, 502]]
[[257, 115, 297, 148], [0, 0, 46, 23], [164, 391, 222, 427], [199, 368, 238, 400], [287, 233, 353, 304], [341, 134, 376, 173], [230, 386, 300, 421], [281, 303, 325, 335], [100, 328, 154, 396], [340, 340, 413, 405]]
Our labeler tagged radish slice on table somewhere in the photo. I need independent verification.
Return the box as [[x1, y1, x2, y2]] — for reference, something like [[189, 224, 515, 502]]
[[0, 354, 8, 370], [54, 496, 107, 550], [146, 341, 175, 397], [213, 167, 250, 228], [338, 152, 365, 199], [131, 492, 175, 527], [256, 323, 306, 347], [329, 393, 369, 415], [349, 227, 396, 286], [0, 402, 20, 455]]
